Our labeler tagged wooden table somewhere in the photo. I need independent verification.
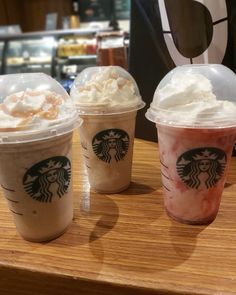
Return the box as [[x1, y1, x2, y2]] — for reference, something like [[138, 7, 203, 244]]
[[1, 133, 236, 295]]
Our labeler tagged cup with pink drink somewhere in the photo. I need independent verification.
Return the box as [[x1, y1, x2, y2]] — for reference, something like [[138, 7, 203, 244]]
[[146, 64, 236, 224]]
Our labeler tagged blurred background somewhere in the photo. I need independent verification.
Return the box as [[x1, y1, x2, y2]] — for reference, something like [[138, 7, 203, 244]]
[[0, 0, 233, 142], [0, 0, 130, 92]]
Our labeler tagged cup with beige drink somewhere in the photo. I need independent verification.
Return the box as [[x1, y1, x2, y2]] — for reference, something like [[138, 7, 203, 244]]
[[70, 66, 145, 193], [146, 64, 236, 224], [0, 73, 80, 242]]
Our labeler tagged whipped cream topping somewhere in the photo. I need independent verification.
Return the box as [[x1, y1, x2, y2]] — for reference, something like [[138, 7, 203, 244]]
[[147, 72, 236, 127], [70, 66, 144, 114], [0, 88, 76, 131]]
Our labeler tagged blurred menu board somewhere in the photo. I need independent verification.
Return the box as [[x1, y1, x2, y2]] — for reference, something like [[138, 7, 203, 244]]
[[114, 0, 130, 19], [78, 0, 130, 22]]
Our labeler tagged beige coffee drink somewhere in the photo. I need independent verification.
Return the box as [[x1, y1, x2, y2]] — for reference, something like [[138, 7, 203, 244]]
[[0, 73, 79, 242], [70, 66, 145, 193]]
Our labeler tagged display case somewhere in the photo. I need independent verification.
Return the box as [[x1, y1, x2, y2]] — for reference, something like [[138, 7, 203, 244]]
[[0, 28, 110, 90], [0, 27, 130, 92], [53, 32, 98, 91], [5, 37, 55, 75]]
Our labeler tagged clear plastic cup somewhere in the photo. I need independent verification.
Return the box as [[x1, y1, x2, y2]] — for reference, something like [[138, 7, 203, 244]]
[[70, 66, 145, 193], [0, 73, 80, 241], [146, 64, 236, 224]]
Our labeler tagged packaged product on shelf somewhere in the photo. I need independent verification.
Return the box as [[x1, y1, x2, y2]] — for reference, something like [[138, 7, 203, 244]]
[[96, 31, 128, 69]]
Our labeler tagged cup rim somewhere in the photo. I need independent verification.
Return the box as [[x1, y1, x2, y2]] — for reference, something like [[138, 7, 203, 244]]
[[0, 113, 82, 144], [145, 107, 236, 129], [75, 101, 146, 116]]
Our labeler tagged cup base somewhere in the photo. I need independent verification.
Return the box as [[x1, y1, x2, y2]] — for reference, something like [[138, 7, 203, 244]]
[[91, 183, 130, 194], [166, 209, 217, 225], [19, 222, 72, 243]]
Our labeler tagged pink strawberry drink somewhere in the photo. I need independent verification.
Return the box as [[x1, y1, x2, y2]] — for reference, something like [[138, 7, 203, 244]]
[[146, 65, 236, 224]]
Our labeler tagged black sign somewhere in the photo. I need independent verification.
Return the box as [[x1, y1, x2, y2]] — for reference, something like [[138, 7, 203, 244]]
[[115, 0, 130, 19], [78, 0, 130, 22]]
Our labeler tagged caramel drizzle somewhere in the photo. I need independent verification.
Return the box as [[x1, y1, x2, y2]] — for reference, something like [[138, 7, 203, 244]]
[[0, 91, 64, 131]]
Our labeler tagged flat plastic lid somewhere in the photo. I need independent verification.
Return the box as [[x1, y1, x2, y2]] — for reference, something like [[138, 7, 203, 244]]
[[70, 66, 145, 115], [0, 73, 80, 144], [146, 64, 236, 128]]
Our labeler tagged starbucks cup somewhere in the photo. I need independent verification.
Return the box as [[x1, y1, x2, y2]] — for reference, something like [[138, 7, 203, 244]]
[[70, 66, 145, 193], [146, 64, 236, 224], [0, 73, 80, 242]]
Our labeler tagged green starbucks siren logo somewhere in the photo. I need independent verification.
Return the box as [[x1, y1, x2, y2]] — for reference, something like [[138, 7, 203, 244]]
[[92, 128, 129, 163], [176, 147, 227, 189], [23, 156, 71, 202]]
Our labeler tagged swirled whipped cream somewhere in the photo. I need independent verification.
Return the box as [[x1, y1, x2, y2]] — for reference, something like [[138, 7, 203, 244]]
[[146, 72, 236, 127], [70, 66, 144, 114], [0, 88, 75, 131]]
